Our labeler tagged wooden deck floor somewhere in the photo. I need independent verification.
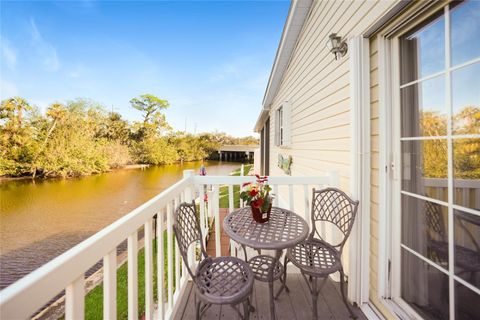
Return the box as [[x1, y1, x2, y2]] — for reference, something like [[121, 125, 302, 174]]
[[206, 209, 231, 257], [175, 274, 367, 320]]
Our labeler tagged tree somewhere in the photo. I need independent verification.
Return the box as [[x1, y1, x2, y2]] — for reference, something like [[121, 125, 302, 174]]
[[0, 97, 38, 176], [130, 94, 169, 124], [130, 94, 171, 141]]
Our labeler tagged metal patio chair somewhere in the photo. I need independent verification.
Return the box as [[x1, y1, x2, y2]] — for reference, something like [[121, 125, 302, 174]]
[[173, 202, 254, 320], [283, 188, 359, 319]]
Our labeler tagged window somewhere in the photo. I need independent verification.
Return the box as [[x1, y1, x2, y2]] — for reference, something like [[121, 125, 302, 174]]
[[276, 106, 283, 146], [396, 2, 480, 319], [275, 101, 291, 147]]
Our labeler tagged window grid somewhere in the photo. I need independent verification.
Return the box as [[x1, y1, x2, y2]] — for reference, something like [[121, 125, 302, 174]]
[[399, 4, 480, 320]]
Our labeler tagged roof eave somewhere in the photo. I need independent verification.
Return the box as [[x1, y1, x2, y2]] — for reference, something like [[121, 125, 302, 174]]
[[254, 0, 313, 132]]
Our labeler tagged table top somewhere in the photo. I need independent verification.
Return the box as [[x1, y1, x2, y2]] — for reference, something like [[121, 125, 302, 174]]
[[223, 206, 309, 250]]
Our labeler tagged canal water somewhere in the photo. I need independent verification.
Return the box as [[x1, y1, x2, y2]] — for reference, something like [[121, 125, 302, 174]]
[[0, 161, 239, 289]]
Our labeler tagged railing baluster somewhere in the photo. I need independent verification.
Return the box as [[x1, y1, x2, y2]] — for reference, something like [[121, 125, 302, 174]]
[[289, 185, 294, 211], [273, 185, 279, 207], [213, 185, 221, 257], [199, 184, 206, 247], [303, 184, 310, 229], [240, 167, 245, 208], [157, 210, 165, 319], [174, 196, 181, 292], [65, 275, 85, 320], [228, 184, 235, 256], [167, 202, 173, 312], [144, 219, 154, 319], [228, 184, 234, 212], [184, 180, 195, 269], [103, 250, 117, 320], [208, 189, 213, 224], [128, 231, 138, 320]]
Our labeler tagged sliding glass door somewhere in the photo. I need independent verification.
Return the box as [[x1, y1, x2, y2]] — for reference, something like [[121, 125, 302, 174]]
[[396, 1, 480, 319]]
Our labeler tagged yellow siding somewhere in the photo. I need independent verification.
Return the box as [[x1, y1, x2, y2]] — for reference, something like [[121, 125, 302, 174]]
[[267, 0, 398, 187], [262, 2, 400, 315]]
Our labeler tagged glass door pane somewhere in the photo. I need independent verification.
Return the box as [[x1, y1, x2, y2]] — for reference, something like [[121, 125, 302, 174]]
[[397, 2, 480, 319]]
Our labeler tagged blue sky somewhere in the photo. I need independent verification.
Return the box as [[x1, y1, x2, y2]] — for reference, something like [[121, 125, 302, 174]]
[[0, 0, 290, 136]]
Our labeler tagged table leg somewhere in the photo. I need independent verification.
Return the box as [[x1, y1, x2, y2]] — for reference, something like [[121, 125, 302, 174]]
[[268, 249, 282, 320], [275, 253, 290, 299]]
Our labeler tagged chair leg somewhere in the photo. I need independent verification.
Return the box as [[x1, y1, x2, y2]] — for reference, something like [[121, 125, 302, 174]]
[[249, 295, 256, 312], [311, 277, 319, 320], [340, 268, 357, 319], [275, 254, 290, 299], [196, 300, 201, 320], [243, 299, 250, 320], [283, 254, 290, 293]]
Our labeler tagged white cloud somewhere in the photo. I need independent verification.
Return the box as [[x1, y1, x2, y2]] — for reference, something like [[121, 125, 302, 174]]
[[29, 18, 60, 72], [1, 37, 17, 70], [0, 78, 19, 99]]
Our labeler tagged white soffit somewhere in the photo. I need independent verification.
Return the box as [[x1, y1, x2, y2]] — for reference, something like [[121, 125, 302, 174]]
[[254, 0, 313, 132]]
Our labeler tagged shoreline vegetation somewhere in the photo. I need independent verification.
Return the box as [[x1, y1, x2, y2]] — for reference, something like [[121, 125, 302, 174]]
[[0, 95, 258, 179], [0, 164, 152, 182]]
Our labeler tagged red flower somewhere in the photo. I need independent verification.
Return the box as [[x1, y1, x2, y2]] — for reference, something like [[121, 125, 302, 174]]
[[242, 182, 252, 187], [251, 198, 264, 208], [249, 189, 258, 197]]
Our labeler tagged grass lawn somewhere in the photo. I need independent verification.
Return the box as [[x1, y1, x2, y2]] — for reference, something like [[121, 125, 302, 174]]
[[85, 232, 176, 320]]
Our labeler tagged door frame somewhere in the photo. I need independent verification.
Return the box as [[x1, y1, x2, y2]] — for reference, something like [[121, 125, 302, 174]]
[[376, 2, 480, 318], [348, 35, 372, 306], [376, 31, 426, 320]]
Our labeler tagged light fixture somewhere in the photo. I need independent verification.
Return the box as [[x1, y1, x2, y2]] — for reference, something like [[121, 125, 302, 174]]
[[326, 33, 348, 60]]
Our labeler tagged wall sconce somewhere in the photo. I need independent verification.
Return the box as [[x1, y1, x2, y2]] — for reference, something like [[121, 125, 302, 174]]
[[326, 33, 348, 60]]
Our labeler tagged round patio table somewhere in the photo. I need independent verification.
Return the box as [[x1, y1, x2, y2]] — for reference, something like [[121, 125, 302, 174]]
[[223, 206, 309, 320]]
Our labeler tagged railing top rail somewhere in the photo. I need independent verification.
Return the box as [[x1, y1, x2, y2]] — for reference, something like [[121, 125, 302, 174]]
[[193, 173, 338, 186], [0, 175, 193, 319]]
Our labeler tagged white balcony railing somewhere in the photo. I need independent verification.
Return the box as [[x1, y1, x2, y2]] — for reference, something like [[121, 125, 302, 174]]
[[0, 170, 338, 320]]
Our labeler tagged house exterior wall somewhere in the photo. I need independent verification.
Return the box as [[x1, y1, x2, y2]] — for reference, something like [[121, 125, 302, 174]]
[[260, 0, 402, 317]]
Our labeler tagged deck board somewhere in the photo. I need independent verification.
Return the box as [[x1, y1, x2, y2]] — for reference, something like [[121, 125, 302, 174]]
[[177, 275, 367, 320]]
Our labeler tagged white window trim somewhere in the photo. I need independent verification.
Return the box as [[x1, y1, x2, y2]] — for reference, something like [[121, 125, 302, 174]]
[[377, 31, 422, 320], [275, 101, 291, 148], [348, 36, 371, 306]]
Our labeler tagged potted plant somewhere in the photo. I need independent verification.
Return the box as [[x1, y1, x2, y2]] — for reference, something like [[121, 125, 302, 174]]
[[240, 175, 273, 223]]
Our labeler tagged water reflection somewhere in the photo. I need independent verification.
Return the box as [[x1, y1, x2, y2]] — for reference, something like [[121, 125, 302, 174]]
[[0, 161, 240, 289]]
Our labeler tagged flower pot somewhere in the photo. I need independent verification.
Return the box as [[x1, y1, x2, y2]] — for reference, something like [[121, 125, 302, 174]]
[[250, 202, 272, 223]]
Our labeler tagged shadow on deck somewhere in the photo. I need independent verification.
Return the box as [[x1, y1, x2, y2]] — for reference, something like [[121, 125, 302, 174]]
[[176, 274, 367, 320]]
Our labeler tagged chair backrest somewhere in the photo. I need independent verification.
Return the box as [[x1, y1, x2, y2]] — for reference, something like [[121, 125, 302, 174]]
[[425, 200, 446, 241], [173, 202, 208, 280], [310, 188, 359, 252]]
